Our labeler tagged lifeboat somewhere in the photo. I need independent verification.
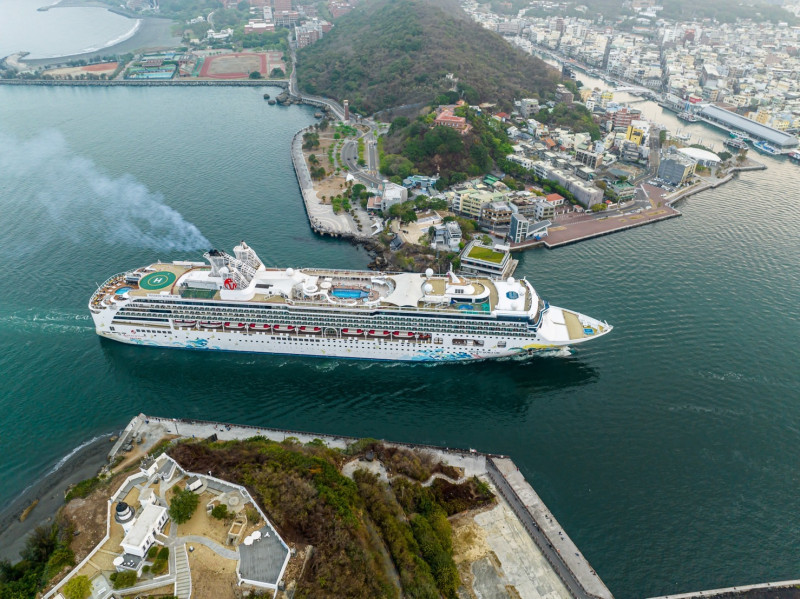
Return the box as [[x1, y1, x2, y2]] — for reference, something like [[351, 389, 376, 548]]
[[417, 333, 432, 340], [392, 331, 415, 339], [342, 328, 364, 336], [199, 321, 223, 328], [273, 325, 296, 333], [174, 319, 197, 327], [299, 326, 321, 334], [368, 330, 390, 338], [224, 322, 246, 330], [248, 323, 272, 331]]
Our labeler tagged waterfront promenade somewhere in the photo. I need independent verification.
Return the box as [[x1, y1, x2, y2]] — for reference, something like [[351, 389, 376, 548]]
[[290, 126, 365, 239]]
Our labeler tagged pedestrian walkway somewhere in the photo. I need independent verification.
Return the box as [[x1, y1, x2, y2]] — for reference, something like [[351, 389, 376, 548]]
[[180, 535, 238, 560], [173, 544, 191, 599]]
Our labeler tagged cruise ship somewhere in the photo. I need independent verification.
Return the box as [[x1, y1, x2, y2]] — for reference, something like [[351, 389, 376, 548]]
[[88, 242, 612, 362]]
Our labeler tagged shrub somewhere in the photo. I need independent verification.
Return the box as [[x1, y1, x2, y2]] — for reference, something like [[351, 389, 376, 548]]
[[63, 575, 92, 599], [157, 546, 169, 560], [151, 558, 168, 575], [110, 569, 137, 589], [65, 477, 102, 502], [244, 506, 261, 524], [147, 545, 159, 559], [211, 504, 229, 520], [169, 489, 199, 524]]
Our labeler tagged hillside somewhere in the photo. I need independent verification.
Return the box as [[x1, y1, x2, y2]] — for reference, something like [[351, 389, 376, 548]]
[[296, 0, 560, 114], [169, 437, 494, 598]]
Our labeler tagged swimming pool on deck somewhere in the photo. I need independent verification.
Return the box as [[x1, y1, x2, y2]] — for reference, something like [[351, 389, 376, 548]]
[[331, 288, 369, 299]]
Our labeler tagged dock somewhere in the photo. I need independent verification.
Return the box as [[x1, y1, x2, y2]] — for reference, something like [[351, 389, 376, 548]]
[[113, 414, 615, 599]]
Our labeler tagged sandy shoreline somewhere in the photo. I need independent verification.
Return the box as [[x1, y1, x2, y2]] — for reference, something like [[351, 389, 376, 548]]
[[0, 432, 114, 563], [14, 5, 180, 68]]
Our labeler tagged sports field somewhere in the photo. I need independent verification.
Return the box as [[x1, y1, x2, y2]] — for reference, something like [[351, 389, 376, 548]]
[[198, 52, 285, 79], [43, 62, 118, 78]]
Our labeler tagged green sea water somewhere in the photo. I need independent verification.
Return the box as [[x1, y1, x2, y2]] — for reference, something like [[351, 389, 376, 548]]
[[0, 86, 798, 597]]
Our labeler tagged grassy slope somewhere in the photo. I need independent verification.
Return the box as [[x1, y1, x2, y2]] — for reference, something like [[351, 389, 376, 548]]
[[296, 0, 560, 114]]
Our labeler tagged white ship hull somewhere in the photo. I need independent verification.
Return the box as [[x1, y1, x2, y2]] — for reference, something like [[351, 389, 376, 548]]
[[94, 321, 566, 362]]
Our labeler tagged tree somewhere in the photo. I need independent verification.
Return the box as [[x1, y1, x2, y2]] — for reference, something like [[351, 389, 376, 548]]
[[63, 575, 92, 599], [169, 489, 199, 524], [270, 68, 285, 78], [248, 70, 263, 79]]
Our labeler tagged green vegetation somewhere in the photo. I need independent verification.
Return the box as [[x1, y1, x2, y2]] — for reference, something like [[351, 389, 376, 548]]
[[537, 103, 601, 140], [249, 71, 263, 79], [297, 0, 559, 113], [110, 570, 137, 589], [169, 437, 493, 598], [169, 489, 199, 524], [64, 476, 102, 502], [302, 131, 320, 150], [62, 575, 91, 599], [0, 516, 76, 597], [211, 504, 230, 520], [591, 203, 607, 212], [382, 107, 511, 186], [466, 245, 505, 264], [147, 545, 159, 559]]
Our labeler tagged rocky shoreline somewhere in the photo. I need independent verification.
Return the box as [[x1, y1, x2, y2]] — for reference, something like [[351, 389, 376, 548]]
[[0, 433, 113, 563]]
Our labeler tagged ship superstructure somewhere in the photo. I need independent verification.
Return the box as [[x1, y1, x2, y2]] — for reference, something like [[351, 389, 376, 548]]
[[89, 242, 612, 361]]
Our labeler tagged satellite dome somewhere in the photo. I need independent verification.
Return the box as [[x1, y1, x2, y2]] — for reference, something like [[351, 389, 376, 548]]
[[508, 277, 516, 284], [423, 283, 433, 293], [219, 266, 229, 275], [286, 268, 295, 276], [425, 268, 434, 278]]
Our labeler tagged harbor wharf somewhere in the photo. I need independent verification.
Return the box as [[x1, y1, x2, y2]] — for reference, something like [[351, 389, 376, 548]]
[[119, 413, 614, 598]]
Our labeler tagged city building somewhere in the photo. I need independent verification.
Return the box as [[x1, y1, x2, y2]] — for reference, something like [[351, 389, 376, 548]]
[[658, 154, 697, 186], [120, 503, 168, 560], [575, 148, 603, 169], [480, 201, 514, 229], [509, 213, 550, 244], [434, 108, 469, 132], [433, 221, 463, 251], [459, 240, 514, 278]]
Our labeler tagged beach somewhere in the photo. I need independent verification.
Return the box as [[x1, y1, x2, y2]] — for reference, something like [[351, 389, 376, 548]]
[[0, 433, 113, 563], [17, 12, 179, 68]]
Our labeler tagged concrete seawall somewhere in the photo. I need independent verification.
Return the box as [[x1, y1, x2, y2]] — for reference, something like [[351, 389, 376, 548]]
[[0, 79, 289, 88], [646, 579, 800, 599]]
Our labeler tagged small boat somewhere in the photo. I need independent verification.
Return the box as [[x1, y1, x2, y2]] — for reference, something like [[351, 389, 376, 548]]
[[273, 325, 295, 333], [248, 323, 272, 331], [368, 330, 390, 338], [342, 328, 364, 335], [223, 322, 246, 330], [723, 138, 748, 150], [299, 326, 321, 334], [392, 331, 415, 339], [677, 112, 699, 122], [754, 140, 780, 155], [417, 333, 432, 340], [788, 150, 800, 163], [199, 321, 223, 328], [174, 319, 197, 327]]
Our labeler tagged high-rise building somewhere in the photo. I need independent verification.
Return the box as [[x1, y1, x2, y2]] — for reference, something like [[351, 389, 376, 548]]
[[273, 0, 291, 12]]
